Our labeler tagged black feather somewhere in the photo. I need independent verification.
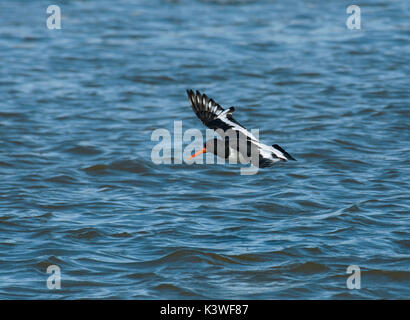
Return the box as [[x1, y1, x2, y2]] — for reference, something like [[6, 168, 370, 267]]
[[272, 144, 296, 161]]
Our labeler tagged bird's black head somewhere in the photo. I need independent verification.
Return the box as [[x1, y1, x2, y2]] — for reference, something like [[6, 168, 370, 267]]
[[187, 138, 230, 161], [204, 138, 230, 159]]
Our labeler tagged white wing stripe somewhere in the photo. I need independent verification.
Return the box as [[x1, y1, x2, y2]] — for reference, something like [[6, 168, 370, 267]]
[[218, 113, 259, 142]]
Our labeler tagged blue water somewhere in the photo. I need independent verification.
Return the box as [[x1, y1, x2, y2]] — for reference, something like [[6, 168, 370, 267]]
[[0, 0, 409, 299]]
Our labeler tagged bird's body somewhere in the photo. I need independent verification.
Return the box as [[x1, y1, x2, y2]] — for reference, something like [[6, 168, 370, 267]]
[[186, 89, 296, 167]]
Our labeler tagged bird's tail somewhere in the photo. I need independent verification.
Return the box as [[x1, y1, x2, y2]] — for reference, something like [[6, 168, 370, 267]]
[[273, 144, 296, 161]]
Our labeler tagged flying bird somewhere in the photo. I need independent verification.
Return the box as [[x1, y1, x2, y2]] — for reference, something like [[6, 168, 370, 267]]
[[186, 89, 296, 168]]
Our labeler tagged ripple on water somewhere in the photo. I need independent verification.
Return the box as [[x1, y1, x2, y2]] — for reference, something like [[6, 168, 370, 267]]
[[65, 145, 103, 156], [68, 228, 104, 240], [82, 159, 152, 175]]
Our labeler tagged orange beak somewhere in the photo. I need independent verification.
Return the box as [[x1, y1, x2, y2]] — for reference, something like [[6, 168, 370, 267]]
[[187, 147, 207, 160]]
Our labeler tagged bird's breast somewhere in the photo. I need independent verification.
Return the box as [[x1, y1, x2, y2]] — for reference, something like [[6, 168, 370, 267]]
[[227, 147, 249, 164]]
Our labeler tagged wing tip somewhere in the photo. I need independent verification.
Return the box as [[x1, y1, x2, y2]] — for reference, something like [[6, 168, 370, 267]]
[[186, 88, 195, 100], [273, 144, 297, 161], [186, 89, 207, 111], [186, 89, 227, 127]]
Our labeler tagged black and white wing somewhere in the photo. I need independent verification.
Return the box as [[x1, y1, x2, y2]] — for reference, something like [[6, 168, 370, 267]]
[[186, 89, 259, 141]]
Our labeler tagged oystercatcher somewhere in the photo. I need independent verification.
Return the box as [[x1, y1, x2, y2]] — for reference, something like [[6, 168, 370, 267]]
[[186, 89, 296, 167]]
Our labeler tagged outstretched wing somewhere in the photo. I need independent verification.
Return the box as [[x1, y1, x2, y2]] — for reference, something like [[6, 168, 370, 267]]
[[186, 89, 258, 141]]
